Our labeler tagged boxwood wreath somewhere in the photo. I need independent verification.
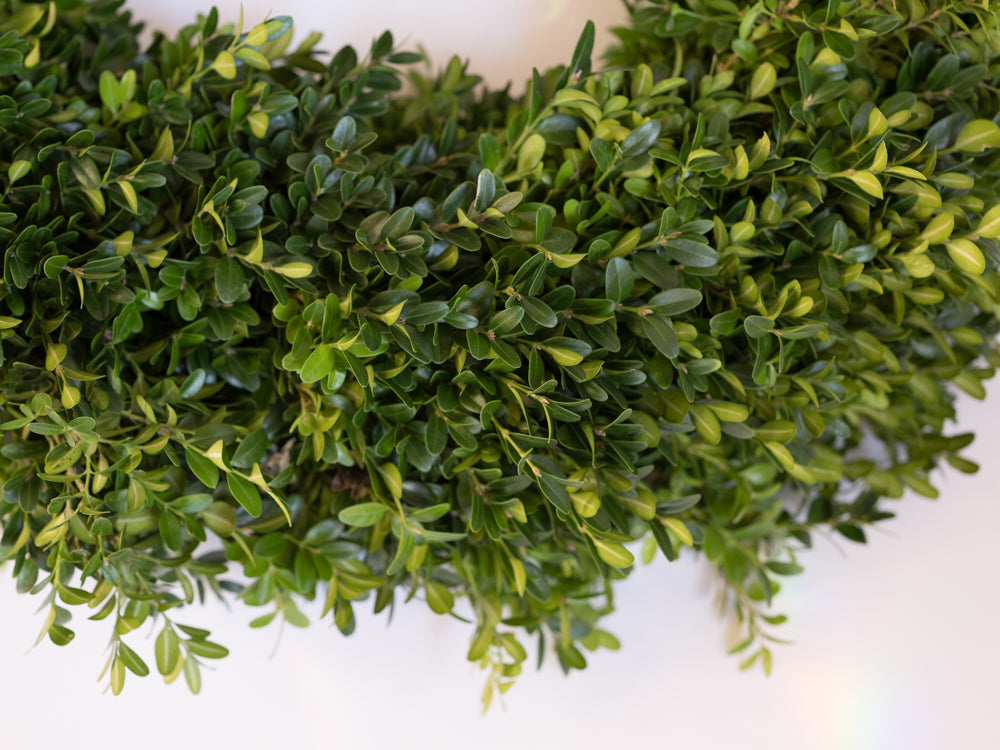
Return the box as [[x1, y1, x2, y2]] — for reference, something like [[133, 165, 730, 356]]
[[1, 0, 999, 704]]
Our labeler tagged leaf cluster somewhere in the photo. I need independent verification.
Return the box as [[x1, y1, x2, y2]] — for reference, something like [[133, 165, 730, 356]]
[[1, 0, 999, 705]]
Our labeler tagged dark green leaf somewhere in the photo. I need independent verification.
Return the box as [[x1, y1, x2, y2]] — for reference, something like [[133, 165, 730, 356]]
[[228, 473, 262, 517]]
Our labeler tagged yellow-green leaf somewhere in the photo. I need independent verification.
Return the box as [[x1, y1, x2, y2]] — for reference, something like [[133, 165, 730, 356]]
[[155, 627, 181, 676], [248, 112, 269, 138], [510, 557, 526, 596], [690, 404, 721, 445], [976, 205, 1000, 238], [748, 62, 777, 100], [955, 119, 1000, 153], [591, 537, 634, 569], [844, 170, 883, 199], [150, 127, 174, 163], [755, 420, 797, 443], [7, 160, 30, 183], [517, 133, 546, 173], [899, 252, 936, 279], [946, 239, 986, 275], [379, 463, 403, 502], [570, 490, 601, 518], [213, 50, 237, 79], [274, 261, 312, 278], [45, 343, 66, 371], [61, 384, 81, 409], [765, 441, 795, 471], [204, 439, 227, 470], [244, 23, 269, 47], [916, 212, 954, 245], [118, 180, 138, 212], [707, 402, 749, 422], [235, 47, 270, 70], [663, 517, 693, 546], [866, 108, 888, 139], [425, 582, 454, 614]]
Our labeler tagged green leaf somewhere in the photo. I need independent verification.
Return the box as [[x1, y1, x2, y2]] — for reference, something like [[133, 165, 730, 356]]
[[639, 315, 679, 358], [202, 501, 236, 537], [620, 120, 661, 160], [690, 405, 722, 445], [215, 255, 244, 303], [567, 20, 595, 79], [117, 642, 149, 676], [540, 337, 591, 367], [537, 473, 571, 514], [707, 402, 749, 422], [185, 640, 230, 659], [648, 288, 702, 316], [231, 429, 269, 469], [186, 447, 220, 489], [425, 413, 448, 455], [337, 502, 387, 527], [386, 529, 415, 576], [519, 296, 557, 328], [605, 257, 634, 302], [663, 238, 717, 267], [227, 473, 262, 517], [110, 658, 125, 695], [755, 420, 797, 443], [98, 70, 121, 112], [301, 346, 336, 383], [744, 315, 774, 339]]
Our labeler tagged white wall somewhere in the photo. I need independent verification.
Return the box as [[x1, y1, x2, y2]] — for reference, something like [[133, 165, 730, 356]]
[[2, 2, 998, 747]]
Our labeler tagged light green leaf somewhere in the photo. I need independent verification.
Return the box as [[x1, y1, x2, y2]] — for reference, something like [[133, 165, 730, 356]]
[[592, 537, 634, 569], [155, 628, 181, 676], [300, 346, 336, 383], [213, 50, 237, 79], [748, 62, 776, 99], [946, 239, 986, 275], [955, 119, 1000, 153], [976, 205, 1000, 238], [337, 502, 387, 527], [844, 170, 883, 199], [425, 582, 454, 614], [183, 657, 201, 694], [379, 463, 403, 502], [916, 213, 954, 245]]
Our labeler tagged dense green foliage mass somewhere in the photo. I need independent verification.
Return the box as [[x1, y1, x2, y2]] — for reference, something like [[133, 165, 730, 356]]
[[1, 0, 999, 704]]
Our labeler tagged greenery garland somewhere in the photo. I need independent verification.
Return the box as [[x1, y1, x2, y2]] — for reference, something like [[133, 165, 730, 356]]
[[1, 0, 998, 706]]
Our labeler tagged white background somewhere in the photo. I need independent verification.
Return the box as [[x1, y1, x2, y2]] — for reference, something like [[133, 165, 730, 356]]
[[2, 2, 998, 747]]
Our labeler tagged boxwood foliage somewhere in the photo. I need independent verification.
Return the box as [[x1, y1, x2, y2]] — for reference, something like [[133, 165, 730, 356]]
[[1, 0, 999, 703]]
